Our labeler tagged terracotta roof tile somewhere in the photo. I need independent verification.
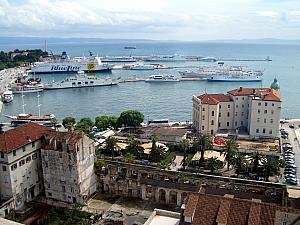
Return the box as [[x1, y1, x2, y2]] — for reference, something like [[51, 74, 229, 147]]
[[0, 122, 50, 154], [247, 202, 261, 225], [183, 193, 199, 217], [197, 93, 232, 105], [216, 199, 231, 224], [227, 87, 281, 102]]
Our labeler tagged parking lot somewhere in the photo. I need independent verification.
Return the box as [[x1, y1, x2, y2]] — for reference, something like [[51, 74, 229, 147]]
[[280, 119, 300, 186]]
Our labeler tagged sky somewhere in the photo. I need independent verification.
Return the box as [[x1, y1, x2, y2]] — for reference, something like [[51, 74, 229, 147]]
[[0, 0, 300, 41]]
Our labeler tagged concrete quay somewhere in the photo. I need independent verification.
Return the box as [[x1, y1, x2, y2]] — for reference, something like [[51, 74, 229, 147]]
[[0, 67, 25, 93]]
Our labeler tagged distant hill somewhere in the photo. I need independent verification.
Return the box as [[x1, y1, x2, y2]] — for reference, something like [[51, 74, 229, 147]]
[[206, 38, 300, 45]]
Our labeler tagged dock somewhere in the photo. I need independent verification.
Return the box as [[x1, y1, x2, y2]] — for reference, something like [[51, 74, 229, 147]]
[[117, 76, 206, 83]]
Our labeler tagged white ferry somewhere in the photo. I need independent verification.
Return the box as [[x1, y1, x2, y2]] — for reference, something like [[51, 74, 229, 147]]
[[145, 75, 179, 83], [207, 72, 263, 82], [31, 51, 112, 74], [101, 56, 136, 63], [44, 71, 117, 90], [130, 64, 155, 70], [144, 54, 186, 62]]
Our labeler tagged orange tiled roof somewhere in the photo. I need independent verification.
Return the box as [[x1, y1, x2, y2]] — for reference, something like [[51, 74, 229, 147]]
[[183, 193, 300, 225], [227, 87, 281, 102], [0, 122, 50, 154], [197, 93, 232, 105]]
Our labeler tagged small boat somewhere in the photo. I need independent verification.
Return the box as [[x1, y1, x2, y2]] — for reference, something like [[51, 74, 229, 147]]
[[44, 71, 117, 90], [145, 75, 179, 83], [124, 46, 136, 49], [5, 113, 56, 127], [200, 57, 218, 62], [144, 54, 186, 62], [130, 64, 155, 70], [101, 56, 136, 63], [1, 90, 13, 103]]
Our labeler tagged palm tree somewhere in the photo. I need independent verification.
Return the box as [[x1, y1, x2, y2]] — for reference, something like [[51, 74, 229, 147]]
[[180, 139, 190, 171], [206, 157, 220, 174], [193, 134, 212, 165], [249, 151, 264, 173], [222, 138, 238, 170], [105, 136, 119, 160], [262, 158, 280, 181], [125, 135, 144, 158], [232, 151, 247, 176]]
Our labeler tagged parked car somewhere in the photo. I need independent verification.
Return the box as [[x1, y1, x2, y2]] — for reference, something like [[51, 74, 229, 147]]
[[284, 169, 297, 174], [286, 164, 297, 169], [289, 125, 295, 129], [286, 178, 298, 185]]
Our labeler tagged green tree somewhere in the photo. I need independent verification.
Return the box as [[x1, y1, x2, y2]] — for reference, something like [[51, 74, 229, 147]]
[[125, 135, 144, 158], [75, 118, 94, 133], [95, 115, 118, 131], [117, 110, 144, 127], [222, 138, 238, 170], [149, 135, 165, 162], [62, 117, 76, 131], [250, 151, 264, 173], [262, 158, 283, 181], [232, 151, 247, 176], [105, 136, 120, 160], [180, 139, 190, 171], [206, 157, 222, 174], [193, 134, 212, 165]]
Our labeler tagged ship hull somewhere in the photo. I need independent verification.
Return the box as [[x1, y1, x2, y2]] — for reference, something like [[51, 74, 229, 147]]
[[44, 82, 117, 90], [207, 78, 262, 82], [30, 68, 111, 74]]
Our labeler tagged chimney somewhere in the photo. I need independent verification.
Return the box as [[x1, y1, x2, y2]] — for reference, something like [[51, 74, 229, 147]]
[[224, 194, 234, 199], [251, 198, 262, 203], [239, 86, 243, 92]]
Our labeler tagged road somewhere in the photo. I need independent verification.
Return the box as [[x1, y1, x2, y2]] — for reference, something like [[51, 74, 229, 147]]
[[281, 119, 300, 186]]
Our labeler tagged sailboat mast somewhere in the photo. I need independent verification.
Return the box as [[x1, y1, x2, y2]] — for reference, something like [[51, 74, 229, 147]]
[[21, 87, 25, 114], [37, 92, 41, 117]]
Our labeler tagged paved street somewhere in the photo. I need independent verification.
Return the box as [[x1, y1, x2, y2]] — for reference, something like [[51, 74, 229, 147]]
[[281, 119, 300, 186]]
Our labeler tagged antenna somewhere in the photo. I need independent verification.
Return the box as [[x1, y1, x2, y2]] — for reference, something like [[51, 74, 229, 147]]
[[37, 92, 41, 117]]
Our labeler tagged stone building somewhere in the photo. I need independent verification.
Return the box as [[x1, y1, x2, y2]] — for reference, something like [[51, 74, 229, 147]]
[[192, 81, 281, 138], [41, 131, 97, 204], [0, 123, 50, 214]]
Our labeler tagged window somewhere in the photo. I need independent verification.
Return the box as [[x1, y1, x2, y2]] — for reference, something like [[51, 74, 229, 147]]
[[26, 156, 31, 163], [242, 104, 244, 108], [202, 108, 205, 111], [242, 97, 244, 100], [0, 152, 4, 158], [77, 82, 81, 85], [264, 118, 266, 123], [235, 112, 238, 116], [270, 119, 273, 124], [265, 102, 268, 106], [258, 102, 261, 106], [62, 186, 66, 192], [71, 187, 74, 193], [32, 153, 37, 160], [218, 122, 221, 127], [272, 103, 275, 107], [228, 104, 230, 108], [210, 130, 214, 135], [13, 150, 16, 157], [271, 110, 274, 115], [235, 122, 237, 126], [219, 112, 221, 117], [256, 128, 259, 133], [48, 184, 51, 188], [22, 146, 26, 152], [269, 130, 273, 135], [241, 112, 244, 116], [264, 110, 267, 114], [236, 97, 238, 100], [85, 82, 88, 84], [227, 112, 230, 117], [236, 105, 238, 108], [202, 115, 205, 120], [211, 111, 215, 116], [202, 126, 205, 130], [19, 160, 25, 167], [48, 192, 52, 197], [11, 163, 17, 171], [258, 109, 260, 114], [2, 166, 6, 171], [211, 120, 214, 125], [90, 81, 94, 84], [263, 128, 266, 134], [32, 142, 35, 147], [257, 118, 260, 123], [241, 121, 244, 126], [219, 105, 221, 109], [227, 122, 230, 127]]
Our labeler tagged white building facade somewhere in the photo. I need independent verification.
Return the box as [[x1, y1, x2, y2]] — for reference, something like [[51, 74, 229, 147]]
[[0, 123, 49, 214], [192, 86, 281, 139], [41, 131, 97, 204]]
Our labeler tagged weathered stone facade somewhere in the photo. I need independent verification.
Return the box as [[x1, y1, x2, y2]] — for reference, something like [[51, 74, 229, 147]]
[[96, 160, 288, 207]]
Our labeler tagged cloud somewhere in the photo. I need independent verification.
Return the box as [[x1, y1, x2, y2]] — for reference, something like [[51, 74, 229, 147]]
[[0, 0, 300, 40]]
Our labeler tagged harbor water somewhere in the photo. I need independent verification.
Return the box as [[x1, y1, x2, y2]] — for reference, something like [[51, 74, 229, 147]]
[[1, 41, 300, 122]]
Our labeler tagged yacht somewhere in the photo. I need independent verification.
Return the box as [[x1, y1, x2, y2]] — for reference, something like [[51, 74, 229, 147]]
[[200, 57, 218, 62], [6, 113, 56, 127], [130, 64, 155, 70], [30, 51, 112, 74], [124, 46, 136, 49], [145, 75, 179, 83], [1, 90, 13, 103], [44, 71, 117, 90]]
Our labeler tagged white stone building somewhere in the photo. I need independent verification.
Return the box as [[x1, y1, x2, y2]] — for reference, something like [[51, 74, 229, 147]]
[[41, 131, 97, 204], [192, 83, 281, 139], [0, 123, 50, 214]]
